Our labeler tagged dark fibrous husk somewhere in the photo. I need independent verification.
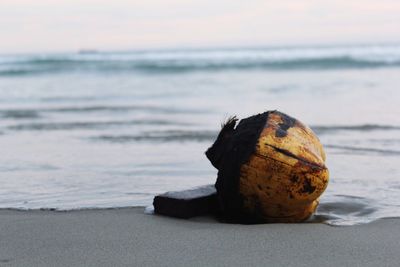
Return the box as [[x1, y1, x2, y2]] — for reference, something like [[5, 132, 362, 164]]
[[206, 111, 270, 223]]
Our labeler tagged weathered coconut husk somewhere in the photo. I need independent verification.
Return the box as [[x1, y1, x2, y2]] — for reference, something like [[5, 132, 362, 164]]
[[206, 110, 329, 223]]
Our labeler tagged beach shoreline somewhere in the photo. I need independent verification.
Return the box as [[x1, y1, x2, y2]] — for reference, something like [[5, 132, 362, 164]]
[[1, 207, 399, 266]]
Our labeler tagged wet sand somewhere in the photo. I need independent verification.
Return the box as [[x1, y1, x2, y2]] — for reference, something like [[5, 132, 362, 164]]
[[0, 207, 399, 267]]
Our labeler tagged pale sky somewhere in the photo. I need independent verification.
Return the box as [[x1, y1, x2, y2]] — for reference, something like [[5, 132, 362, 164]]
[[1, 0, 400, 53]]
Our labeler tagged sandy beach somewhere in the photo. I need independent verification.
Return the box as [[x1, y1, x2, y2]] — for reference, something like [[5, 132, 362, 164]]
[[0, 207, 399, 266], [2, 1, 400, 266]]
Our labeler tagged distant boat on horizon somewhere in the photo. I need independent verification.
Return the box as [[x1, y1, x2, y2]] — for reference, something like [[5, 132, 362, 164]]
[[78, 49, 99, 54]]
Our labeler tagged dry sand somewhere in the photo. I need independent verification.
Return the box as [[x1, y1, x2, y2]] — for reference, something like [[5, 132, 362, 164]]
[[0, 207, 399, 267]]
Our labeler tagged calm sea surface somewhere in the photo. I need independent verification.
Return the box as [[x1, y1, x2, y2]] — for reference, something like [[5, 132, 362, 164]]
[[1, 45, 400, 225]]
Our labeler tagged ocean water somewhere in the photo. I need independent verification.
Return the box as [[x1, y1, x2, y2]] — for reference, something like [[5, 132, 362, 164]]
[[1, 44, 400, 225]]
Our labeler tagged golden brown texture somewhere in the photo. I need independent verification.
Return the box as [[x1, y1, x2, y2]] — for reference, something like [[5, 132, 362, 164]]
[[239, 111, 329, 222]]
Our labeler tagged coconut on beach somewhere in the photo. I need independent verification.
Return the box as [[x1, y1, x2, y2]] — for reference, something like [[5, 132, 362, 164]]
[[206, 110, 329, 223]]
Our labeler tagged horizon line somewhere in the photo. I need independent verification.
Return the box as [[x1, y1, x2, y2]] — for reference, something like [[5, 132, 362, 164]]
[[2, 41, 400, 56]]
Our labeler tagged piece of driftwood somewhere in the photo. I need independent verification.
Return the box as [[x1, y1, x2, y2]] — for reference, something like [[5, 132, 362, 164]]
[[153, 185, 217, 219]]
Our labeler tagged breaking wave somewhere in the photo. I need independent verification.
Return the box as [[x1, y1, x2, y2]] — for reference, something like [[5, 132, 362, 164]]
[[1, 45, 400, 76], [92, 130, 218, 143], [311, 124, 400, 134]]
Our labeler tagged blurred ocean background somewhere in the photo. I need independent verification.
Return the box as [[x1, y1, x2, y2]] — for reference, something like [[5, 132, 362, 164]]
[[1, 44, 400, 225]]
